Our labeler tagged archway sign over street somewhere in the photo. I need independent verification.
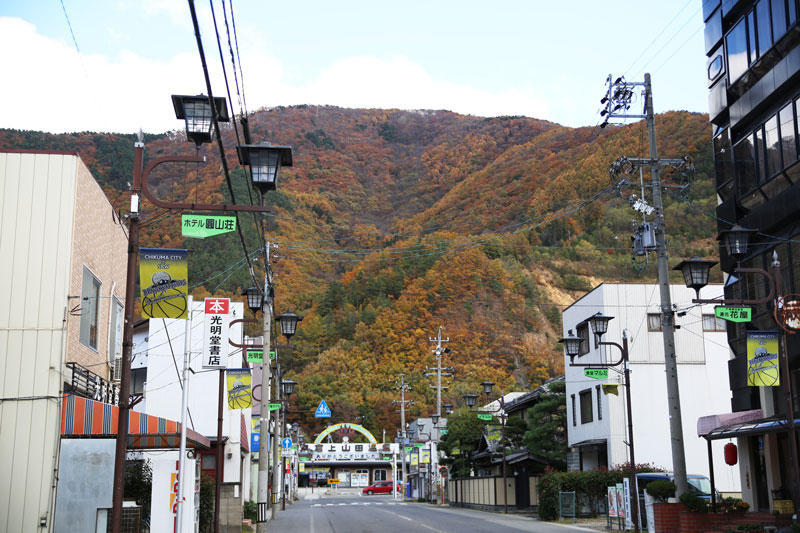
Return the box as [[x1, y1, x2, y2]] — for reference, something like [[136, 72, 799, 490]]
[[313, 423, 378, 444]]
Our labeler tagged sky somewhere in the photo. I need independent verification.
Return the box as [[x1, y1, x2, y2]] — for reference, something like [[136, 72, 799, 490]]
[[0, 0, 709, 134]]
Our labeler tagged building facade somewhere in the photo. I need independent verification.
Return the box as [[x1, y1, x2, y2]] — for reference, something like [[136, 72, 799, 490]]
[[0, 150, 127, 531], [562, 283, 741, 494], [702, 0, 800, 511]]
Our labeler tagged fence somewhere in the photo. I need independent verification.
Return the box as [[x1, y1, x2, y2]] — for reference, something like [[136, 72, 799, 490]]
[[448, 476, 539, 510]]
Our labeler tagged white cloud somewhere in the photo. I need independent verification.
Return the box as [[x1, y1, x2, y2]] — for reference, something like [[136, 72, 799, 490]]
[[0, 17, 549, 134]]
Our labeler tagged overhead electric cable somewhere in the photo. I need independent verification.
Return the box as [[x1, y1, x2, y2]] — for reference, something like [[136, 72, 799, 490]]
[[187, 0, 259, 289]]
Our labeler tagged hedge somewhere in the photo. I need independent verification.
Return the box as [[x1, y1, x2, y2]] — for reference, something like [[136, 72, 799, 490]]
[[538, 470, 626, 520]]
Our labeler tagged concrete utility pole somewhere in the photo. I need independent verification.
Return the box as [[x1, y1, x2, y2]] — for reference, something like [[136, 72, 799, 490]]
[[602, 73, 692, 497], [426, 326, 451, 418], [392, 375, 413, 500], [257, 242, 274, 532]]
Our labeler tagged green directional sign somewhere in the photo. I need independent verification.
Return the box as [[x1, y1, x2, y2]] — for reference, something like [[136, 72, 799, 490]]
[[440, 429, 448, 435], [584, 368, 609, 380], [715, 306, 751, 323], [477, 413, 492, 421], [246, 349, 276, 363], [269, 402, 282, 411], [181, 214, 237, 238], [404, 446, 413, 452]]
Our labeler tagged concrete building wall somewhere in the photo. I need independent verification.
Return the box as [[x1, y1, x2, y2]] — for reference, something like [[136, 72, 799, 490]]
[[53, 439, 114, 533], [63, 158, 127, 378], [564, 283, 740, 492]]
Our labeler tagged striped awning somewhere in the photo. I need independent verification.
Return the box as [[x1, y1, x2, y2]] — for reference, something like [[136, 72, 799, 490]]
[[60, 394, 210, 449]]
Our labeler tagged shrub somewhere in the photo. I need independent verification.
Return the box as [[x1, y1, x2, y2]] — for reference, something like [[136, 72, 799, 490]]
[[644, 480, 675, 502], [243, 500, 257, 521], [537, 470, 625, 520], [679, 491, 708, 513]]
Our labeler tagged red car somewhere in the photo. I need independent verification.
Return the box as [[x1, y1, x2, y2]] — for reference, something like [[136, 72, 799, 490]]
[[362, 481, 401, 495]]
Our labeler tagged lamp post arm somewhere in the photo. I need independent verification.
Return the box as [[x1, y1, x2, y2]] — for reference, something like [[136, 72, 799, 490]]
[[691, 267, 775, 305], [139, 154, 270, 212], [567, 341, 624, 368]]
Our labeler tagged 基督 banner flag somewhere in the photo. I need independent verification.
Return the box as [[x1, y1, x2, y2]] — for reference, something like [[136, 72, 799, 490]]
[[139, 248, 188, 319], [747, 330, 780, 386], [227, 369, 252, 409]]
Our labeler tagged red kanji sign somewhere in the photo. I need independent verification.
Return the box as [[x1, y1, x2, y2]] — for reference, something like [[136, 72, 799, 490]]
[[205, 298, 230, 314]]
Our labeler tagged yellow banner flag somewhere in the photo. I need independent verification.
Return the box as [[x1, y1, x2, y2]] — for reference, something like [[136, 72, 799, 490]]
[[227, 369, 252, 409], [747, 331, 780, 386], [139, 248, 188, 319]]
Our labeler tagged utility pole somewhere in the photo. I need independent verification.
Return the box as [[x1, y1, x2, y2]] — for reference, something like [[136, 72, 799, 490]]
[[392, 375, 413, 500], [602, 73, 693, 497], [426, 326, 451, 418], [257, 242, 275, 532]]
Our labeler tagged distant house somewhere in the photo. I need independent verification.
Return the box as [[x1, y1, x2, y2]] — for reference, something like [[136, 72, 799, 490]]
[[0, 150, 127, 531], [562, 283, 741, 495]]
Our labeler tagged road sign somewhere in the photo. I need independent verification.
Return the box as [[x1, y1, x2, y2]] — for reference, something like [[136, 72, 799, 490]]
[[269, 402, 281, 411], [327, 478, 340, 485], [315, 399, 332, 418], [584, 368, 609, 380], [477, 413, 492, 421], [282, 437, 293, 449], [715, 305, 752, 322], [181, 214, 237, 238], [245, 349, 276, 363]]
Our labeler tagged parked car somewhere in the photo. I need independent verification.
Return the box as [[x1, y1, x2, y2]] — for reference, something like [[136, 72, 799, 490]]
[[362, 481, 401, 495], [635, 473, 717, 528]]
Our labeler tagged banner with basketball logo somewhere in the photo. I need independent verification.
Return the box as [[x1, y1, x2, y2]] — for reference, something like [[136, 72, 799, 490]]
[[227, 369, 252, 409], [139, 248, 188, 319]]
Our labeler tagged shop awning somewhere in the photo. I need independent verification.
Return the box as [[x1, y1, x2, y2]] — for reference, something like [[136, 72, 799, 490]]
[[60, 394, 210, 449]]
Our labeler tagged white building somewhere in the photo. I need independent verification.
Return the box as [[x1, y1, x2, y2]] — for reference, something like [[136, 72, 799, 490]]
[[562, 283, 741, 494], [133, 297, 252, 527]]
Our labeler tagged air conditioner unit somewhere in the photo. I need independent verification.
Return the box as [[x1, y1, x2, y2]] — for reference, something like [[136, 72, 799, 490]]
[[112, 356, 122, 382]]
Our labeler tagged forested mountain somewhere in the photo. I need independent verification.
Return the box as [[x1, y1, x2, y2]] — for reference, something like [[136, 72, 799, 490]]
[[0, 106, 716, 437]]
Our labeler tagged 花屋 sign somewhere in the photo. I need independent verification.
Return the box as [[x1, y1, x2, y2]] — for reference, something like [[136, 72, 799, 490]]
[[584, 368, 608, 380], [476, 413, 492, 421], [202, 298, 230, 369], [245, 349, 276, 363], [715, 305, 752, 322], [181, 214, 236, 238]]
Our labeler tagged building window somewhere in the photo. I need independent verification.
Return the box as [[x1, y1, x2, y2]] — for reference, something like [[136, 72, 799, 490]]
[[764, 115, 782, 178], [596, 386, 602, 421], [80, 267, 101, 350], [579, 389, 593, 424], [756, 0, 772, 56], [780, 103, 797, 167], [576, 323, 590, 356], [374, 469, 387, 481], [734, 134, 758, 195], [131, 367, 146, 395], [726, 17, 749, 83], [771, 0, 788, 41], [703, 314, 727, 331], [571, 394, 576, 426], [714, 128, 735, 199], [647, 313, 663, 332]]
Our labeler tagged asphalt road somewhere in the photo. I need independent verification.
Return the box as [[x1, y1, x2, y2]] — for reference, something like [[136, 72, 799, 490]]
[[266, 493, 596, 533]]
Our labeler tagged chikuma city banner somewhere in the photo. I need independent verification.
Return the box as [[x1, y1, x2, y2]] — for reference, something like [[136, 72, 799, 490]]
[[139, 248, 188, 319]]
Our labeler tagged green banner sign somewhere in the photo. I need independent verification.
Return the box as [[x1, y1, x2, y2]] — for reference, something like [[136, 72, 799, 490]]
[[404, 446, 413, 452], [477, 413, 492, 421], [181, 214, 237, 238], [246, 349, 276, 363], [584, 368, 609, 380], [440, 429, 448, 435], [269, 402, 282, 411], [715, 306, 752, 323]]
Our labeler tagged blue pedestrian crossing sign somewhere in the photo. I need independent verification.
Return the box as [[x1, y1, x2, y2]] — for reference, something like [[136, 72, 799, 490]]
[[315, 399, 331, 418], [282, 437, 292, 449]]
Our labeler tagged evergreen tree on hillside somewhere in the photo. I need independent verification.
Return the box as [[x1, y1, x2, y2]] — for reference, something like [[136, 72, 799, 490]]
[[523, 379, 568, 470]]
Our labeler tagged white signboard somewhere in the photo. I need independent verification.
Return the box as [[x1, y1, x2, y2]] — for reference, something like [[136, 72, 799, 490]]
[[202, 298, 231, 369]]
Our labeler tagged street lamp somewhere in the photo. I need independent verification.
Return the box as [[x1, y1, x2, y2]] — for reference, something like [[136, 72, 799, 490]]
[[443, 403, 453, 415], [237, 143, 293, 193], [560, 315, 640, 532], [718, 225, 758, 260], [673, 257, 717, 301], [431, 414, 439, 426], [243, 287, 264, 314], [481, 381, 495, 396], [275, 312, 303, 340], [462, 393, 478, 408], [282, 379, 297, 396], [171, 94, 229, 146]]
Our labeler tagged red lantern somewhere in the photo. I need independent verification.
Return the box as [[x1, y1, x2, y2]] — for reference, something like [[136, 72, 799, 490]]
[[724, 442, 738, 465]]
